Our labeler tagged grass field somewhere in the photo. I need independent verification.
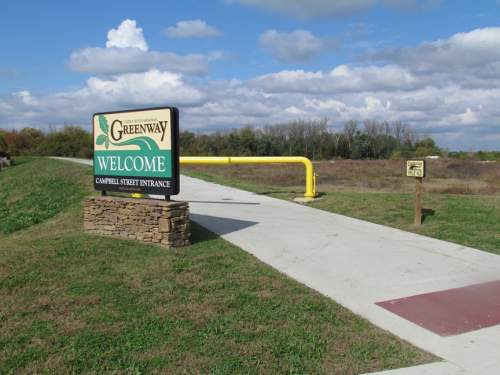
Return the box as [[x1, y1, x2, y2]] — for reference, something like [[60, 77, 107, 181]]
[[0, 157, 434, 373], [184, 159, 500, 195], [183, 160, 500, 255]]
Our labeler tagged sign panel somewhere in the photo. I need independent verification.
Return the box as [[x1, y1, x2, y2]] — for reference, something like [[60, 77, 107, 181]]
[[93, 107, 179, 195], [406, 160, 425, 178]]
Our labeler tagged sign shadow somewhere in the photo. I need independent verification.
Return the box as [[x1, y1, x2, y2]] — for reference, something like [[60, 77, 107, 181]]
[[188, 200, 260, 205], [190, 213, 258, 237]]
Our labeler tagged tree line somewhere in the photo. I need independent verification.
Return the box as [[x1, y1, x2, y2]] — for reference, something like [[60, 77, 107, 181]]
[[0, 126, 93, 158], [180, 119, 443, 160], [3, 119, 496, 160]]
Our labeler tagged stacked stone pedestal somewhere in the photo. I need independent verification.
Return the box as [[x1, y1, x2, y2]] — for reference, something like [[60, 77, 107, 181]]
[[84, 196, 190, 248]]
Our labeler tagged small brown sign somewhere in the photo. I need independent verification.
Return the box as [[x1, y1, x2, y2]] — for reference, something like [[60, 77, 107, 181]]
[[406, 160, 425, 178]]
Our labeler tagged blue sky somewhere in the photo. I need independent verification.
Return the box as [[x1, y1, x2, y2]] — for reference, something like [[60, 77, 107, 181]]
[[1, 0, 499, 150]]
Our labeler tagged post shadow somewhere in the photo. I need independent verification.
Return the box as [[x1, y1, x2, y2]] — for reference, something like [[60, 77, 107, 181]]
[[421, 208, 435, 224]]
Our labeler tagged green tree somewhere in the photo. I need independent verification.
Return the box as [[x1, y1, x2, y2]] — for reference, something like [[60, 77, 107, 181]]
[[0, 130, 7, 152], [414, 137, 441, 157], [41, 126, 92, 157]]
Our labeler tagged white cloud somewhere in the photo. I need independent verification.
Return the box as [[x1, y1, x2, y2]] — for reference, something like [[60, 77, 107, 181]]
[[388, 0, 439, 10], [226, 0, 375, 19], [371, 27, 500, 76], [165, 20, 221, 38], [13, 90, 37, 105], [69, 19, 221, 76], [250, 64, 423, 93], [382, 0, 441, 10], [456, 108, 480, 125], [259, 29, 327, 62], [3, 27, 500, 150], [0, 70, 204, 130], [106, 19, 148, 51], [285, 106, 307, 115], [81, 70, 204, 106], [69, 48, 211, 76], [226, 0, 440, 19]]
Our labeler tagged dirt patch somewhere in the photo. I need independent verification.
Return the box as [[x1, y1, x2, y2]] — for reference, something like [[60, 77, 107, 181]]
[[0, 264, 8, 278], [24, 356, 65, 374], [176, 271, 204, 286], [94, 322, 125, 334], [169, 301, 218, 326], [60, 318, 86, 335]]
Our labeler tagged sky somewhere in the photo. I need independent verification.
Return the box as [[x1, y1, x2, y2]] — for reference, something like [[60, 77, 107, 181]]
[[1, 0, 499, 151]]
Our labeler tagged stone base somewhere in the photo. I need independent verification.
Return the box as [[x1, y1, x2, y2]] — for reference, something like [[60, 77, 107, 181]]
[[84, 196, 190, 248]]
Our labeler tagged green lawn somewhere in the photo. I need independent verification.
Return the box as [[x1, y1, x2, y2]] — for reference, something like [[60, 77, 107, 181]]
[[0, 157, 89, 234], [308, 191, 500, 254], [0, 157, 434, 373], [183, 169, 500, 255]]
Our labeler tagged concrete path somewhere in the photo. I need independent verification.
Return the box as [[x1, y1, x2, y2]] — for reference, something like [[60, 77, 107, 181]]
[[360, 362, 468, 375], [56, 158, 500, 374]]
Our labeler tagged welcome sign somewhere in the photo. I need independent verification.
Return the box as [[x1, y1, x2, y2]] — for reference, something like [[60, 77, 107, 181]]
[[93, 107, 180, 195]]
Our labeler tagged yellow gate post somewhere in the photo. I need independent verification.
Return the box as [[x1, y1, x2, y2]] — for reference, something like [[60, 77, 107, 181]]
[[180, 156, 317, 199]]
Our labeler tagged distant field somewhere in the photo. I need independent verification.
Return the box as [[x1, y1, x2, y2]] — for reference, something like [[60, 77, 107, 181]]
[[183, 159, 500, 255], [184, 158, 500, 195], [0, 157, 434, 373]]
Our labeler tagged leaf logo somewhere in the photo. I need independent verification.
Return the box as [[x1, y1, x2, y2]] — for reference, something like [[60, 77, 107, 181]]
[[96, 115, 110, 149]]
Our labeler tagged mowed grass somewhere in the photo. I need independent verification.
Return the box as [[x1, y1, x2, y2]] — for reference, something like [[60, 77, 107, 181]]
[[307, 192, 500, 254], [183, 167, 500, 255], [0, 157, 89, 234], [0, 158, 434, 373]]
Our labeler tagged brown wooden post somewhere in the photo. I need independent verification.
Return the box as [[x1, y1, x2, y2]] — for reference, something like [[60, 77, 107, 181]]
[[414, 177, 423, 226]]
